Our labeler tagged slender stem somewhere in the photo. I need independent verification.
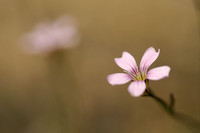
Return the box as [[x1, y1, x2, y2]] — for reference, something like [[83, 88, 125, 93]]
[[148, 89, 174, 115], [146, 88, 200, 133], [48, 50, 69, 133]]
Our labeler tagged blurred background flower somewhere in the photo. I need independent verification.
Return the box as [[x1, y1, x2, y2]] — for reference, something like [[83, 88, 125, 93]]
[[21, 15, 80, 54]]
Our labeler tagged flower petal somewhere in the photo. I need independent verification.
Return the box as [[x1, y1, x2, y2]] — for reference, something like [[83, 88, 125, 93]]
[[128, 81, 146, 97], [114, 51, 138, 73], [147, 66, 171, 80], [140, 47, 160, 71], [107, 73, 132, 85]]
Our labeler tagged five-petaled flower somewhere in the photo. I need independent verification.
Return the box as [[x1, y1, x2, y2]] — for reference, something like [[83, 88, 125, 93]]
[[107, 47, 170, 97]]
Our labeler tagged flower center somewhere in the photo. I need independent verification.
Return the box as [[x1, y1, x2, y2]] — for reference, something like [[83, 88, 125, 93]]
[[123, 69, 146, 81]]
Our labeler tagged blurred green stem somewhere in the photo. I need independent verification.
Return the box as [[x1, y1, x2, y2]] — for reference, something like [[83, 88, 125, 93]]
[[48, 50, 80, 133], [48, 51, 69, 133], [146, 88, 200, 133]]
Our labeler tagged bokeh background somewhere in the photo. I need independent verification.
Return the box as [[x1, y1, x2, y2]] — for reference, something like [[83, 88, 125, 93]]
[[0, 0, 200, 133]]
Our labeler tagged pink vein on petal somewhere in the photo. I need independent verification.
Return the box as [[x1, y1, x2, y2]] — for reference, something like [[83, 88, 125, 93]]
[[140, 47, 160, 72]]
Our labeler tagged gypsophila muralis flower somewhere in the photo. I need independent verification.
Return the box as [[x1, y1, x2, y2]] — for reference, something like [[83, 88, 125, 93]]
[[107, 47, 170, 97]]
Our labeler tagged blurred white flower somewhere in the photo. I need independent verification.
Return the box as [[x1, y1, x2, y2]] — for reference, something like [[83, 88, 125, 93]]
[[22, 15, 80, 54]]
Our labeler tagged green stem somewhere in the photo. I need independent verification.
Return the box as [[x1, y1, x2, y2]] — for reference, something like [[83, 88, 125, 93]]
[[48, 50, 69, 133], [146, 89, 200, 133], [148, 90, 174, 115]]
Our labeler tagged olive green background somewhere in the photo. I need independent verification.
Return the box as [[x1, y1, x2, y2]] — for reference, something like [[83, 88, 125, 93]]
[[0, 0, 199, 133]]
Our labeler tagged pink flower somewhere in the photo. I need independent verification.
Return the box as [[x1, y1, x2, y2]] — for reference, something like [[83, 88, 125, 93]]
[[22, 15, 80, 54], [107, 47, 171, 97]]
